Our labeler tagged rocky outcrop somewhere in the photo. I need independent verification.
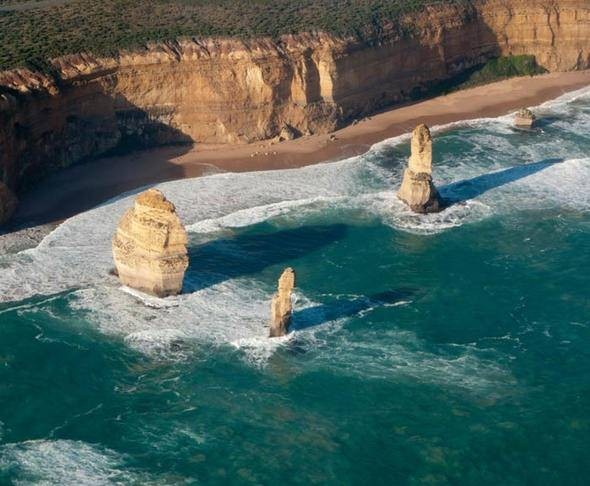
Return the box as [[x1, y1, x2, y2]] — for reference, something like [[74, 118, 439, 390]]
[[398, 124, 442, 214], [277, 124, 300, 142], [270, 267, 296, 338], [0, 181, 17, 226], [112, 188, 188, 297], [514, 108, 536, 128], [0, 0, 589, 193]]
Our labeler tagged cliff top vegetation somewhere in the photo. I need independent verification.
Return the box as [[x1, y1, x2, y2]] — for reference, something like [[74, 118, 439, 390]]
[[0, 0, 473, 71]]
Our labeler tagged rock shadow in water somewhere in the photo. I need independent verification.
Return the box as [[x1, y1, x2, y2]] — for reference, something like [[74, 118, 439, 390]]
[[291, 289, 417, 331], [439, 158, 564, 204], [184, 224, 348, 292]]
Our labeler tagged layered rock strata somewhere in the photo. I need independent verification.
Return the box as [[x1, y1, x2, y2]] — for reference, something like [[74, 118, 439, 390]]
[[398, 124, 442, 214], [0, 0, 589, 199], [112, 188, 188, 297], [514, 108, 536, 128], [270, 268, 296, 338]]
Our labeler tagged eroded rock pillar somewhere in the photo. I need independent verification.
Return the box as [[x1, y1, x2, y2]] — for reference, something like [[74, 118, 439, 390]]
[[270, 267, 296, 337], [397, 124, 442, 214], [112, 188, 188, 297]]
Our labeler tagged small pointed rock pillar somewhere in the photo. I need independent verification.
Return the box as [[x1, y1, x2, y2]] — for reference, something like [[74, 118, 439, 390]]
[[0, 181, 17, 227], [270, 268, 296, 337], [514, 108, 536, 128], [397, 124, 442, 214], [112, 188, 188, 297]]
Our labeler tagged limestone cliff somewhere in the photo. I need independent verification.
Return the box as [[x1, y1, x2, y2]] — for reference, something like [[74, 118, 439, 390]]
[[112, 188, 188, 297], [0, 0, 589, 199]]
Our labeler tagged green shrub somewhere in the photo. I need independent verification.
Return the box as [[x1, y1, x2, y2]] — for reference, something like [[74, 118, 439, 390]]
[[458, 55, 547, 88], [0, 0, 472, 71]]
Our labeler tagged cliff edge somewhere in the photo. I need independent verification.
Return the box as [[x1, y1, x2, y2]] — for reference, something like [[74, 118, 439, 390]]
[[0, 0, 589, 213]]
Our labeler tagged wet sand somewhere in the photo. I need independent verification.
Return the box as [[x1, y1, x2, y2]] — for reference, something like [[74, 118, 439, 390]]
[[5, 70, 590, 240]]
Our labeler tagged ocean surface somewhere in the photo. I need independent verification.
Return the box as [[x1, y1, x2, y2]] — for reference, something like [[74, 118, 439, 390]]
[[1, 87, 590, 485]]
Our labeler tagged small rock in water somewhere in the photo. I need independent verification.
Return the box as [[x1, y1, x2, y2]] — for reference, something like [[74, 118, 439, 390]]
[[270, 268, 296, 338], [514, 108, 536, 128], [397, 124, 442, 214], [112, 188, 188, 297]]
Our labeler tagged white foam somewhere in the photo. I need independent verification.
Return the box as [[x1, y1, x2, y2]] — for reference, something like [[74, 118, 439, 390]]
[[67, 282, 323, 367], [186, 195, 345, 234], [537, 84, 590, 109], [0, 157, 366, 303], [282, 317, 516, 393], [68, 279, 275, 363], [0, 440, 144, 485], [443, 157, 590, 212], [0, 85, 588, 388], [1, 141, 588, 300], [62, 280, 515, 394]]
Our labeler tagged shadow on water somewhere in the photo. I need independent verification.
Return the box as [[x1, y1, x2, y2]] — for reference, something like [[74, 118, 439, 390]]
[[533, 116, 565, 130], [291, 289, 417, 331], [440, 158, 564, 204], [184, 224, 347, 292]]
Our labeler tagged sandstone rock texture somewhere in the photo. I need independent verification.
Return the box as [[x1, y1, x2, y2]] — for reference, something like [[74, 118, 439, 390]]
[[514, 108, 537, 128], [1, 0, 589, 191], [0, 181, 17, 226], [398, 124, 442, 214], [270, 267, 296, 338], [112, 188, 188, 297], [277, 124, 300, 142]]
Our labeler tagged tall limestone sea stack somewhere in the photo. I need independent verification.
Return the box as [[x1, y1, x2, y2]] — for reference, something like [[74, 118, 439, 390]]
[[112, 188, 188, 297], [397, 124, 443, 214], [0, 182, 17, 226], [270, 268, 296, 338]]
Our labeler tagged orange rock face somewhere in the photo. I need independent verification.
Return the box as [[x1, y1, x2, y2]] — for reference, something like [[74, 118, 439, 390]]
[[1, 0, 589, 191], [514, 108, 537, 128], [112, 189, 188, 297], [270, 268, 296, 338], [398, 124, 442, 214]]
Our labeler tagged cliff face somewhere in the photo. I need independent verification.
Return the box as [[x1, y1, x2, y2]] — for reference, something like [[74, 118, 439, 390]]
[[0, 0, 589, 194]]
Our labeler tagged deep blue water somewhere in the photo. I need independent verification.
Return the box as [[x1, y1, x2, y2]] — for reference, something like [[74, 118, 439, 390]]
[[0, 88, 589, 485]]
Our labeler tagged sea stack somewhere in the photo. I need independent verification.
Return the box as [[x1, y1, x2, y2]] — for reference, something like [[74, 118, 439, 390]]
[[0, 182, 17, 227], [112, 188, 188, 297], [514, 108, 536, 128], [397, 124, 442, 213], [270, 268, 296, 338]]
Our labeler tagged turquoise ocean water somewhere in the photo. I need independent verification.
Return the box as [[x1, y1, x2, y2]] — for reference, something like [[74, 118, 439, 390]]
[[1, 88, 590, 485]]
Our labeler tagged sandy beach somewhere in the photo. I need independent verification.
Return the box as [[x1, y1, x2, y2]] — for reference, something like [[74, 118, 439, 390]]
[[4, 70, 590, 240]]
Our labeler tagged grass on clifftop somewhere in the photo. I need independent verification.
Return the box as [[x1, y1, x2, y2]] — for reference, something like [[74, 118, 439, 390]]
[[0, 0, 473, 71]]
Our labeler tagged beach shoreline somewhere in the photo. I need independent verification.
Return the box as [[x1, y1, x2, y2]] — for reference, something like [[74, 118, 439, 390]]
[[2, 70, 590, 250]]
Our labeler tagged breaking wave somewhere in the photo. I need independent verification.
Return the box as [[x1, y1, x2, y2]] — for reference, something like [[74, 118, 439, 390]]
[[0, 440, 145, 485], [0, 85, 587, 387]]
